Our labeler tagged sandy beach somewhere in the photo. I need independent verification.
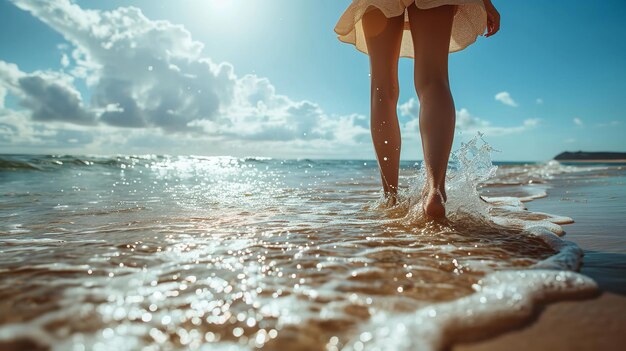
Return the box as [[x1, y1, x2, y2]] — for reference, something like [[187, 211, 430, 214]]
[[454, 293, 626, 351], [455, 170, 626, 351]]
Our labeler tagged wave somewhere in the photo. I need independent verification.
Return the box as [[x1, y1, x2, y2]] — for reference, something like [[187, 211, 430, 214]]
[[351, 135, 597, 350], [0, 158, 44, 171]]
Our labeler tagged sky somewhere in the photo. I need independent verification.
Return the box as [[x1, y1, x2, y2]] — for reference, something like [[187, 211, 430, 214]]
[[0, 0, 625, 161]]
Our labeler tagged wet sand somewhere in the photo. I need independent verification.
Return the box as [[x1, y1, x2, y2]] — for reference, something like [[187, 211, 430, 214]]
[[455, 172, 626, 351], [454, 292, 626, 351]]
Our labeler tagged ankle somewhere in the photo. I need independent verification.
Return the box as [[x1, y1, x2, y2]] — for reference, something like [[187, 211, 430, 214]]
[[384, 191, 398, 206]]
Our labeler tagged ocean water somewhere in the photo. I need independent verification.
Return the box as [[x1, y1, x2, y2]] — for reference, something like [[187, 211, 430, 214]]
[[0, 138, 622, 351]]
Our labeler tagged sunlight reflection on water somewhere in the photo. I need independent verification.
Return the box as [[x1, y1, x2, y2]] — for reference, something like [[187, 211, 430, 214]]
[[0, 146, 616, 350]]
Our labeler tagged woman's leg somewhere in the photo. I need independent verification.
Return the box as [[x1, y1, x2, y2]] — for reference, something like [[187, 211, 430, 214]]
[[362, 8, 405, 203], [407, 4, 456, 218]]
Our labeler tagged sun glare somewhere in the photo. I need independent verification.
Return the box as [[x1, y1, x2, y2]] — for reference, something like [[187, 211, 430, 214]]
[[185, 0, 241, 25], [209, 0, 235, 12]]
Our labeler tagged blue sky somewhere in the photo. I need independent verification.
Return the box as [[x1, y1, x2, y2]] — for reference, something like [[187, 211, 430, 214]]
[[0, 0, 625, 160]]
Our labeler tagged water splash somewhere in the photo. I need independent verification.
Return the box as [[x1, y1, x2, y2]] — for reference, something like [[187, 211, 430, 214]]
[[346, 134, 598, 351], [376, 134, 498, 222]]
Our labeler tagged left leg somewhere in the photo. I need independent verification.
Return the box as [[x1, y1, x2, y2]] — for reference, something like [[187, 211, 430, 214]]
[[362, 8, 405, 203]]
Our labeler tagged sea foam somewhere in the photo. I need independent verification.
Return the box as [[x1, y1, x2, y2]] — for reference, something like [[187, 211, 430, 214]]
[[350, 135, 598, 350]]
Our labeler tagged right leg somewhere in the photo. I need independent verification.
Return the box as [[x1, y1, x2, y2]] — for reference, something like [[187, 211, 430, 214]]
[[362, 8, 404, 204], [407, 4, 456, 218]]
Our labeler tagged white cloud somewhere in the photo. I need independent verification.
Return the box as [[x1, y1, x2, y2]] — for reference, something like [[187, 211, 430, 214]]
[[0, 107, 94, 148], [0, 60, 95, 125], [495, 91, 518, 107], [60, 53, 70, 68], [536, 98, 543, 105], [393, 100, 538, 144], [596, 120, 622, 127], [455, 108, 538, 136], [390, 97, 424, 143], [456, 108, 489, 130], [9, 0, 243, 132], [2, 0, 370, 156], [573, 117, 584, 126], [0, 85, 6, 108], [398, 97, 419, 118]]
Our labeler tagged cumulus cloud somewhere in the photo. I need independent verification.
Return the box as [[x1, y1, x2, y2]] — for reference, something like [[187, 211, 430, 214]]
[[18, 74, 95, 125], [1, 0, 369, 155], [495, 91, 518, 107], [455, 108, 538, 135], [398, 97, 419, 119], [0, 60, 95, 125], [199, 74, 368, 142], [573, 117, 584, 126], [10, 0, 244, 132]]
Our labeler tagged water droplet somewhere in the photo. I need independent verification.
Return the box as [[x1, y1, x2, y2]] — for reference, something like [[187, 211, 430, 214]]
[[360, 332, 373, 343], [233, 327, 244, 337], [255, 329, 268, 345], [102, 328, 114, 339], [205, 332, 216, 342], [354, 341, 364, 351], [141, 312, 152, 322]]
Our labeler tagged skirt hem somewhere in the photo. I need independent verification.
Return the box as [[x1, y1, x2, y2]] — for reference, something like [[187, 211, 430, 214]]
[[334, 0, 487, 57]]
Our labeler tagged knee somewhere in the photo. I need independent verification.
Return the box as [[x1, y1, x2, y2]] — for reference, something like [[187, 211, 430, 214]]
[[370, 76, 399, 106], [414, 73, 450, 100]]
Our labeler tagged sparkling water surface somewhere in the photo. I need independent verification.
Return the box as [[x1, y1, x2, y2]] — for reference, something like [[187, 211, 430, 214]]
[[0, 144, 619, 351]]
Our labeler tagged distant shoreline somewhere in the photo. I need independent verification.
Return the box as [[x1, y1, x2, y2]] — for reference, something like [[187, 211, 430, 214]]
[[555, 151, 626, 162], [555, 159, 626, 163]]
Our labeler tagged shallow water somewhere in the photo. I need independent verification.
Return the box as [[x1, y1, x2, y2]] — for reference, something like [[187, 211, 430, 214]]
[[0, 140, 619, 350]]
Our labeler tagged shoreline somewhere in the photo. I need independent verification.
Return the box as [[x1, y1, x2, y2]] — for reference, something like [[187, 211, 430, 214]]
[[454, 169, 626, 351], [555, 159, 626, 163]]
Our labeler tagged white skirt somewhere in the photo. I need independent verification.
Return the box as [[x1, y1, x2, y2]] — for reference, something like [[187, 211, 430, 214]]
[[334, 0, 487, 57]]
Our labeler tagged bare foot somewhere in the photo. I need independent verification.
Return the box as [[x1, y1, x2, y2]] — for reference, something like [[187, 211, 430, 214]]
[[384, 192, 398, 207], [423, 188, 446, 219]]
